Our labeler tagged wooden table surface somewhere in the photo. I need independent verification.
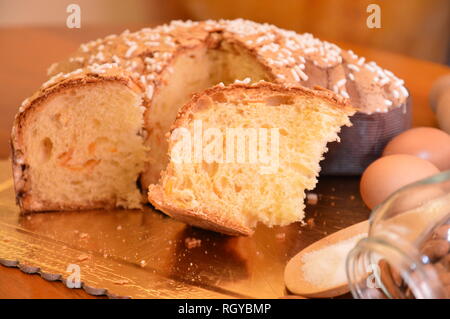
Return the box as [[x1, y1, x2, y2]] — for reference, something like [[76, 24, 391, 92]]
[[0, 26, 448, 299]]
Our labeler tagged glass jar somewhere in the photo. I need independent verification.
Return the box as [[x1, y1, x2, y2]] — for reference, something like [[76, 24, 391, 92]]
[[346, 170, 450, 299]]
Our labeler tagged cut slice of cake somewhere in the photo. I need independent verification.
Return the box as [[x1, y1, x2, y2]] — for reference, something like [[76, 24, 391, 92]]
[[148, 82, 356, 236], [11, 65, 148, 212]]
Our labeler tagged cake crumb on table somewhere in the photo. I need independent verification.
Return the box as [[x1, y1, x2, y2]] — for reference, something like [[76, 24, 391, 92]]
[[185, 237, 202, 249], [307, 218, 315, 228], [77, 254, 89, 262], [306, 193, 318, 205], [276, 232, 286, 240], [114, 279, 129, 285]]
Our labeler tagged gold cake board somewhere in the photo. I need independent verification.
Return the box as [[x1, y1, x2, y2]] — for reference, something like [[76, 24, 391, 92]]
[[0, 160, 369, 298]]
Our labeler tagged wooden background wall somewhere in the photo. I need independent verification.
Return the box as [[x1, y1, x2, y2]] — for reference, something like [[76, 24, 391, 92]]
[[181, 0, 450, 64], [0, 0, 448, 64]]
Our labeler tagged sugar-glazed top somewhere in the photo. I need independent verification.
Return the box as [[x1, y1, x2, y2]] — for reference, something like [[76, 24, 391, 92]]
[[45, 19, 408, 114]]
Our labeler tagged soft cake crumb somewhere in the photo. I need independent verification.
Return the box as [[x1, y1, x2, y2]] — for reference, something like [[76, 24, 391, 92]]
[[79, 233, 89, 239]]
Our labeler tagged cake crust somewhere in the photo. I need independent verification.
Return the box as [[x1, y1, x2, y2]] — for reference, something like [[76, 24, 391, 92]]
[[48, 19, 408, 114], [176, 81, 354, 119], [149, 185, 253, 236]]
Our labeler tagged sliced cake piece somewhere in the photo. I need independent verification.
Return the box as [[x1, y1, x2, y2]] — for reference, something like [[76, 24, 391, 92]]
[[11, 65, 148, 212], [148, 82, 355, 236]]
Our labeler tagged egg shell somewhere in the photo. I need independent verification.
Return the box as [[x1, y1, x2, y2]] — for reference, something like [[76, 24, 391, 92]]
[[436, 90, 450, 135], [360, 154, 440, 209], [383, 127, 450, 171]]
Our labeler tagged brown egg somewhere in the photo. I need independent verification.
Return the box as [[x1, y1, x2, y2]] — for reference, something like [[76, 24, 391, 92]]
[[429, 74, 450, 112], [360, 154, 440, 209], [383, 127, 450, 171], [436, 90, 450, 135]]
